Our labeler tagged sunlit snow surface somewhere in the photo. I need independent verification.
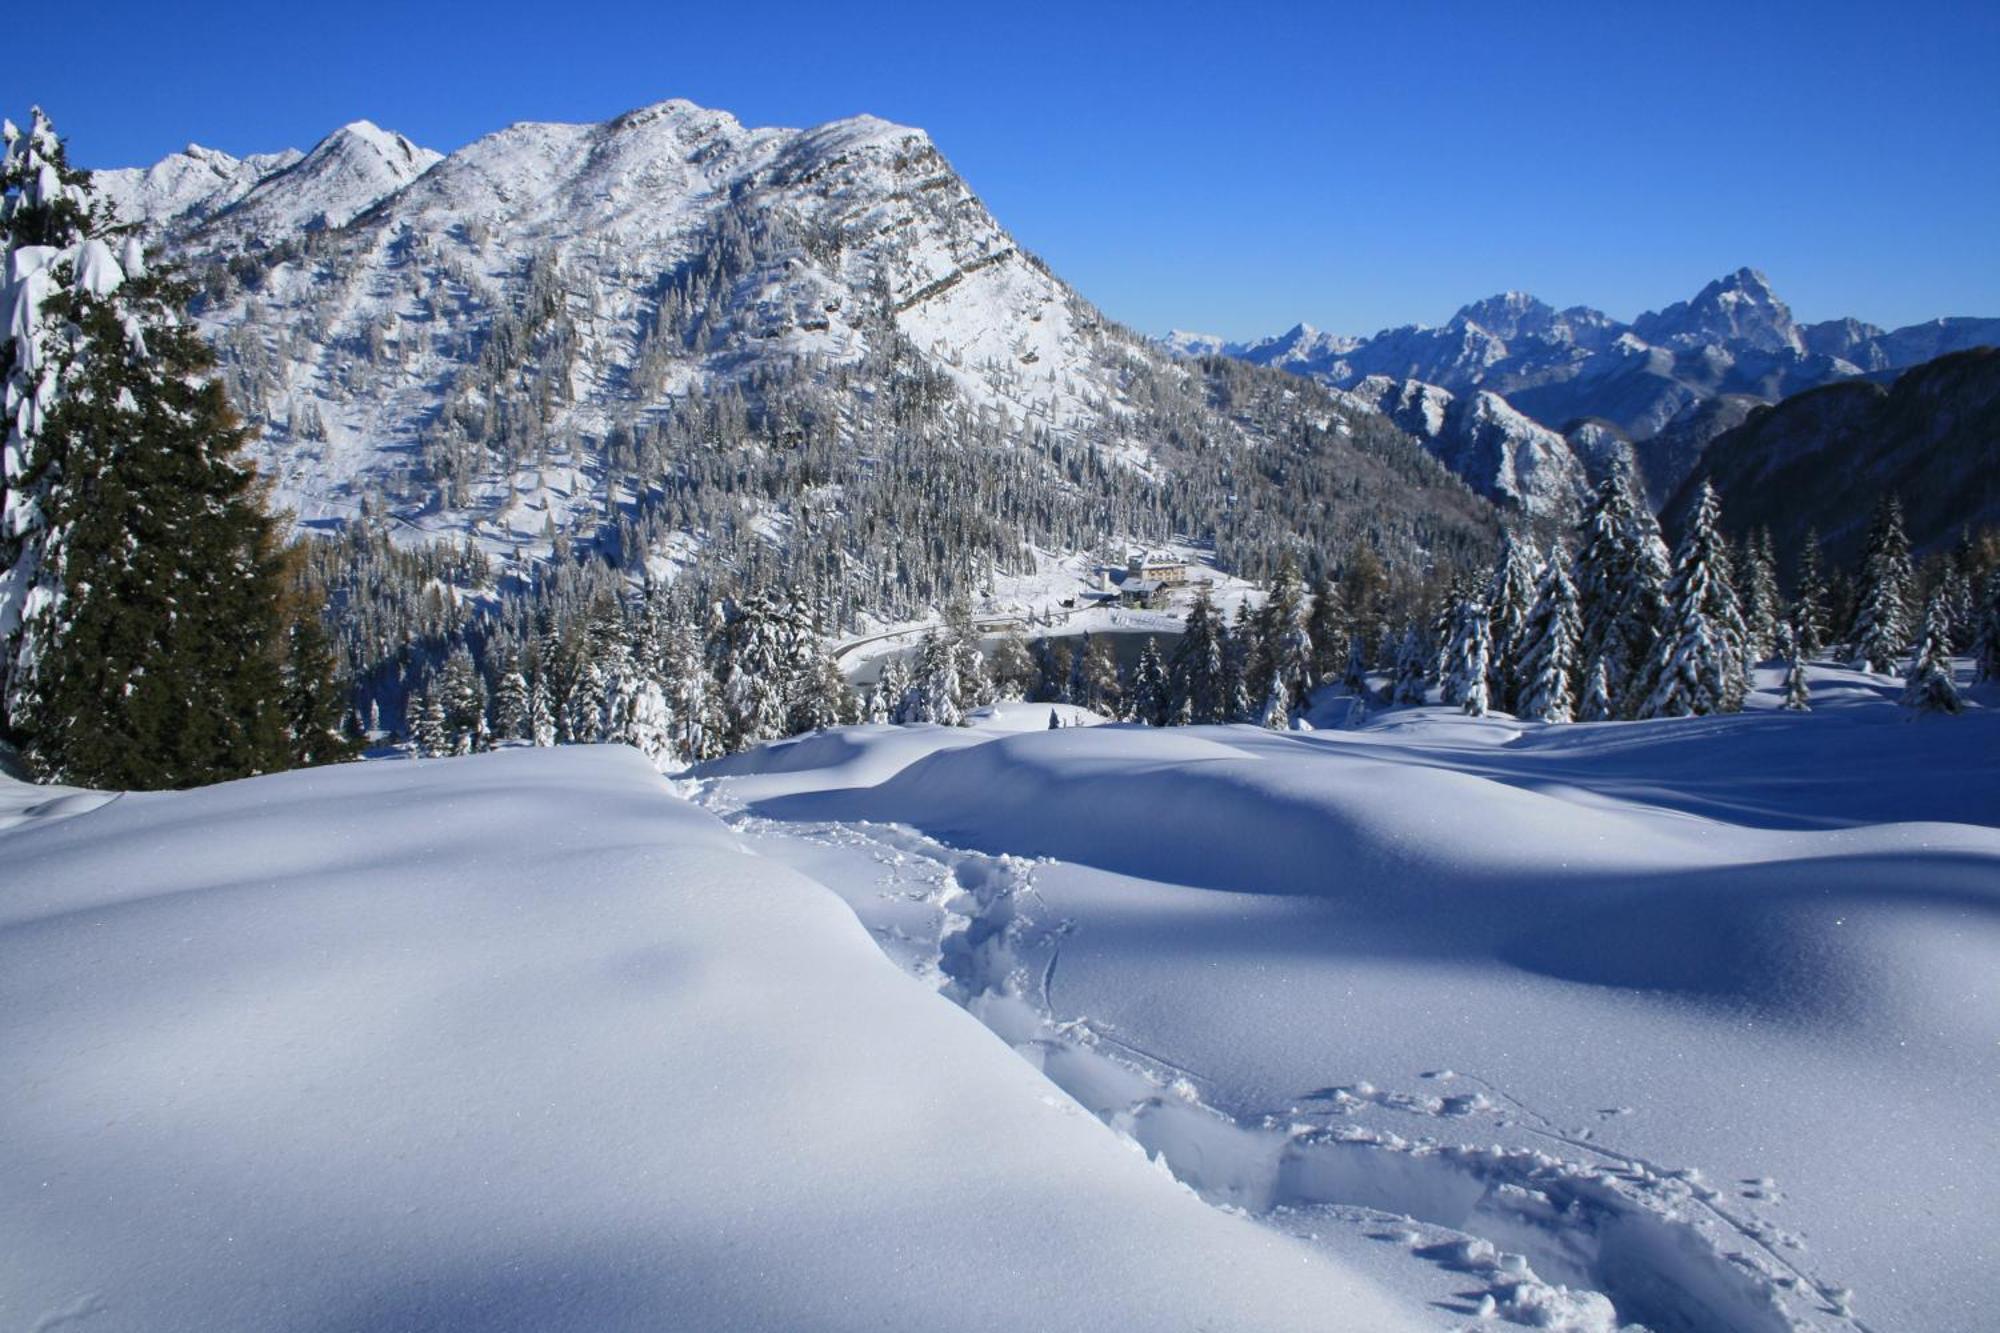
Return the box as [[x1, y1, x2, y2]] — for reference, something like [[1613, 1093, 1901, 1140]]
[[696, 666, 1998, 1333], [4, 663, 1994, 1332]]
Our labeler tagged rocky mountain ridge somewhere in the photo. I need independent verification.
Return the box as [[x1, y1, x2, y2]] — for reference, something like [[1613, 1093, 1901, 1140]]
[[91, 101, 1496, 622], [1171, 268, 1998, 517]]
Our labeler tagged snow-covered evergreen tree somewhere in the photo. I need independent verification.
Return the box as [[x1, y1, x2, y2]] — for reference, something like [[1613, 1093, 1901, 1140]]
[[1075, 633, 1121, 718], [1168, 588, 1228, 723], [1442, 598, 1492, 717], [526, 675, 555, 747], [1850, 496, 1914, 674], [1341, 634, 1371, 700], [1902, 596, 1962, 714], [717, 589, 789, 747], [1741, 529, 1782, 665], [410, 689, 448, 758], [1792, 529, 1831, 660], [1130, 636, 1169, 726], [1516, 549, 1581, 724], [872, 653, 910, 725], [1572, 466, 1667, 718], [1974, 569, 2000, 684], [1579, 657, 1615, 722], [490, 659, 530, 742], [660, 614, 722, 761], [1304, 576, 1346, 686], [436, 647, 488, 754], [1448, 604, 1496, 716], [987, 633, 1036, 701], [1223, 602, 1255, 721], [0, 109, 326, 786], [1485, 530, 1539, 711], [1390, 623, 1428, 706], [903, 629, 962, 726], [1782, 642, 1811, 712], [1254, 560, 1313, 721], [1636, 483, 1749, 718]]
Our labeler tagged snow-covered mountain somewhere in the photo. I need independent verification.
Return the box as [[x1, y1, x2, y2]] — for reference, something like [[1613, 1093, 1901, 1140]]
[[1187, 269, 2000, 514], [93, 142, 304, 228], [1335, 376, 1589, 516], [95, 102, 1493, 604]]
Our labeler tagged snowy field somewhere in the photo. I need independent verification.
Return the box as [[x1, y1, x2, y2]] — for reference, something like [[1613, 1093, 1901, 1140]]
[[692, 666, 1999, 1333], [3, 662, 1994, 1331]]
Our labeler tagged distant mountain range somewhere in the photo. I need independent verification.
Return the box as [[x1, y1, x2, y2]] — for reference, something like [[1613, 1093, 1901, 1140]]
[[1166, 270, 2000, 517]]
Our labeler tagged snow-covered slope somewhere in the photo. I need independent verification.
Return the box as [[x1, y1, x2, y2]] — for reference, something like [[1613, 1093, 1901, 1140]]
[[700, 672, 2000, 1333], [89, 101, 1491, 589], [0, 745, 1426, 1332], [1339, 374, 1594, 516], [93, 142, 304, 228], [215, 119, 441, 232]]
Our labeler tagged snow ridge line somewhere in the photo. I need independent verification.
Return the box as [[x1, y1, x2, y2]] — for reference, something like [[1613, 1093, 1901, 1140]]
[[812, 816, 1865, 1333]]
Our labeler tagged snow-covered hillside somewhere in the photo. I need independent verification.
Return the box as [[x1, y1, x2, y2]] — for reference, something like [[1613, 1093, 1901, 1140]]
[[0, 745, 1427, 1332], [5, 662, 1994, 1330], [90, 102, 1492, 599], [695, 670, 2000, 1332]]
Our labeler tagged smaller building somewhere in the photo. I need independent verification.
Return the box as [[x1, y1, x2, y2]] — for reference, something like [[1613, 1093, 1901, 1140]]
[[1118, 578, 1162, 607]]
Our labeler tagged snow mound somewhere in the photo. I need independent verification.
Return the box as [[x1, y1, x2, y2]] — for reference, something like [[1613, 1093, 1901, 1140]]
[[715, 694, 2000, 1331], [0, 747, 1423, 1332]]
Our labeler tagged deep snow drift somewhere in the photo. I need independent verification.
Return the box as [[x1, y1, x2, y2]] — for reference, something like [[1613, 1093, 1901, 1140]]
[[695, 676, 2000, 1333], [6, 668, 1994, 1332], [0, 747, 1424, 1332]]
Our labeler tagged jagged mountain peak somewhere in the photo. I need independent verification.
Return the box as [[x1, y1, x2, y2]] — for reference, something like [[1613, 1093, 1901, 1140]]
[[1452, 290, 1554, 336], [216, 119, 442, 230], [1634, 265, 1801, 354]]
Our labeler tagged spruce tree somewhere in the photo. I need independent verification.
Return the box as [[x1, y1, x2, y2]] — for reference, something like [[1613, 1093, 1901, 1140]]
[[1447, 602, 1492, 717], [1485, 530, 1539, 711], [1902, 596, 1962, 714], [278, 559, 357, 767], [1636, 483, 1749, 718], [1390, 623, 1428, 706], [1573, 466, 1667, 717], [1222, 602, 1255, 721], [1071, 633, 1117, 716], [1579, 657, 1615, 722], [1781, 640, 1811, 712], [1168, 587, 1228, 723], [1741, 529, 1782, 665], [1304, 576, 1346, 686], [491, 660, 530, 742], [1341, 634, 1371, 699], [1130, 636, 1169, 726], [436, 647, 488, 755], [0, 110, 315, 787], [1974, 569, 2000, 684], [905, 629, 962, 725], [1255, 560, 1313, 720], [1793, 529, 1831, 659], [1516, 549, 1581, 724], [871, 654, 910, 725], [1850, 496, 1913, 674], [987, 633, 1036, 701], [410, 690, 448, 758]]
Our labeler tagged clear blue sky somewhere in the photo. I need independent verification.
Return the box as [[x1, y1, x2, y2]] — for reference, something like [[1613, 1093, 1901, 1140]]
[[31, 0, 2000, 338]]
